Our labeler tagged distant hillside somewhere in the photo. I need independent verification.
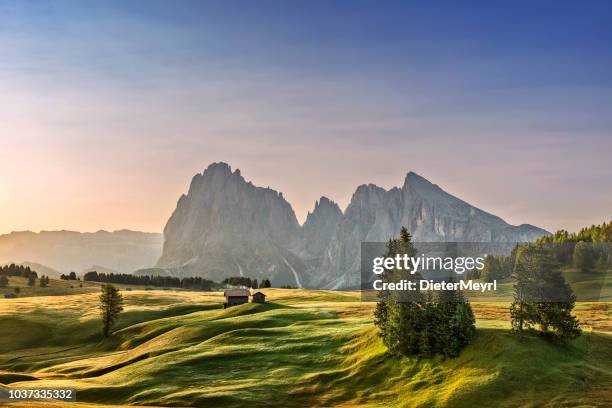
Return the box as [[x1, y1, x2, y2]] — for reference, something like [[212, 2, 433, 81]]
[[157, 162, 549, 288], [16, 262, 62, 278], [0, 230, 163, 275]]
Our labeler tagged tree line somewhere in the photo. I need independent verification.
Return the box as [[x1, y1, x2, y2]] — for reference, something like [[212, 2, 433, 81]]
[[221, 276, 272, 289], [536, 221, 611, 270], [1, 264, 38, 278], [83, 271, 220, 291], [464, 221, 611, 282]]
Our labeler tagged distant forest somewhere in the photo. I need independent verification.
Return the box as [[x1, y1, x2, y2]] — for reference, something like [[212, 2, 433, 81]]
[[81, 272, 274, 291], [1, 264, 38, 279], [467, 221, 612, 282], [83, 271, 221, 290]]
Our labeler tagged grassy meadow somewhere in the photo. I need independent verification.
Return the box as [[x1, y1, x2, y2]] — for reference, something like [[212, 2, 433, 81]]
[[0, 280, 611, 407]]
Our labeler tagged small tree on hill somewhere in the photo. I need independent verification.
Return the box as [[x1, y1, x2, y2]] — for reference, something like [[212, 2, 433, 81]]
[[511, 244, 581, 340], [40, 275, 48, 288], [0, 275, 8, 288], [27, 274, 36, 287], [99, 284, 124, 337]]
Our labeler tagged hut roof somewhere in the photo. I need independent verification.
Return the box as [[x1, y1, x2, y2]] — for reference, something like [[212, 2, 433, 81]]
[[223, 289, 250, 297]]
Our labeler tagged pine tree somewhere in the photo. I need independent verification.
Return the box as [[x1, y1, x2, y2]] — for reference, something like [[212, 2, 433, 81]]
[[436, 277, 476, 357], [99, 284, 124, 337], [375, 227, 427, 356], [0, 275, 8, 288], [375, 228, 476, 358], [27, 274, 36, 287]]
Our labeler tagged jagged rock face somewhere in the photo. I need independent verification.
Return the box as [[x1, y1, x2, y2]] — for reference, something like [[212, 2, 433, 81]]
[[157, 163, 549, 288], [300, 197, 343, 261], [157, 162, 304, 285], [319, 172, 548, 288]]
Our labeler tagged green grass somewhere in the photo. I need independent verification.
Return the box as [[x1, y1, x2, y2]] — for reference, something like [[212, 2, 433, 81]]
[[1, 288, 611, 407]]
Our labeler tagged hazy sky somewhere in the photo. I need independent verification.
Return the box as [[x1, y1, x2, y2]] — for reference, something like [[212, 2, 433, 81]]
[[1, 0, 611, 235]]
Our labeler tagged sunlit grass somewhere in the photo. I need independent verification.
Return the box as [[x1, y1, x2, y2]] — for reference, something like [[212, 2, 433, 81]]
[[1, 287, 611, 407]]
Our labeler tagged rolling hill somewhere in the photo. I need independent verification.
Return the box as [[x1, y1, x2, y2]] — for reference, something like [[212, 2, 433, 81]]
[[0, 287, 610, 407]]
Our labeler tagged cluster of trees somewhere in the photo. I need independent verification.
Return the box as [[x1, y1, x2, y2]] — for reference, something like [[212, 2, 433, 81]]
[[0, 264, 49, 290], [375, 227, 476, 358], [222, 276, 272, 288], [60, 272, 79, 280], [538, 221, 612, 244], [26, 274, 50, 287], [511, 244, 581, 340], [1, 264, 38, 278], [465, 221, 611, 282], [222, 276, 259, 288], [375, 224, 588, 359], [536, 221, 611, 270], [84, 271, 219, 290]]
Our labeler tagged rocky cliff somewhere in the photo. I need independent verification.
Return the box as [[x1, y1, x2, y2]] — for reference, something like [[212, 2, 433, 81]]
[[157, 163, 549, 288], [157, 162, 305, 285]]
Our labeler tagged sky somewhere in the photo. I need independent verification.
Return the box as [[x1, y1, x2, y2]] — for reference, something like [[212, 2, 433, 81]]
[[0, 0, 611, 235]]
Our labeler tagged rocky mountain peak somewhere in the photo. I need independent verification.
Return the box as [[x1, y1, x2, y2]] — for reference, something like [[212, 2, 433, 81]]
[[403, 171, 438, 191], [313, 196, 341, 212], [305, 197, 342, 226], [157, 163, 549, 289]]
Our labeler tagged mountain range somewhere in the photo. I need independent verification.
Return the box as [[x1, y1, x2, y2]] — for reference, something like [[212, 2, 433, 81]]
[[0, 230, 162, 277], [156, 162, 548, 288]]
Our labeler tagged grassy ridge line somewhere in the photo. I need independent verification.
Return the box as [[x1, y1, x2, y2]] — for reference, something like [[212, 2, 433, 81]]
[[1, 289, 611, 407]]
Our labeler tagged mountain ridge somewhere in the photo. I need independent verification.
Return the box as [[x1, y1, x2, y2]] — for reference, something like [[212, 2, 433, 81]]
[[0, 230, 163, 275], [157, 162, 549, 288]]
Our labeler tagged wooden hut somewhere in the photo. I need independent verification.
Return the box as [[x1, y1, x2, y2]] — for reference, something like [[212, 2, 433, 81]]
[[223, 289, 250, 308], [252, 291, 266, 304]]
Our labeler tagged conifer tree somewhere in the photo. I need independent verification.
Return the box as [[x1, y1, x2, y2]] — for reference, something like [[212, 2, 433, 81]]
[[99, 284, 124, 337], [375, 228, 476, 357], [511, 244, 581, 340], [436, 277, 476, 357], [375, 227, 426, 356]]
